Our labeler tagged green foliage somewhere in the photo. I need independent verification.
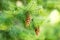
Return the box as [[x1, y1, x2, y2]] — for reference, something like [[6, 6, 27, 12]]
[[0, 0, 60, 40]]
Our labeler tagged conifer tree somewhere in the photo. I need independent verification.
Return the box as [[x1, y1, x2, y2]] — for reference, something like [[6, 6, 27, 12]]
[[0, 0, 60, 40]]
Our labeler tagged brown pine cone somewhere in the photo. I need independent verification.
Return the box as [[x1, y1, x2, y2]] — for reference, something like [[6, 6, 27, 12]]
[[25, 11, 31, 27], [35, 27, 40, 36]]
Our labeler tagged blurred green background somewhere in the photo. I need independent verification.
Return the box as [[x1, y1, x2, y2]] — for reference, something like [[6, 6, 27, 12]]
[[0, 0, 60, 40]]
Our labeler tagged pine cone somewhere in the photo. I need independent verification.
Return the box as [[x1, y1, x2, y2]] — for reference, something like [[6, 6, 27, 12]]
[[35, 27, 40, 36], [25, 11, 31, 27]]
